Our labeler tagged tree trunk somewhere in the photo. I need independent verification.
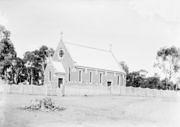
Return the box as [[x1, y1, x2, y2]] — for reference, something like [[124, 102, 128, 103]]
[[30, 68, 33, 85]]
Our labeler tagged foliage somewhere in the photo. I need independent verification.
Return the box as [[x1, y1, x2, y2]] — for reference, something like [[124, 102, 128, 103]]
[[2, 57, 27, 84], [126, 71, 144, 87], [154, 46, 180, 83], [0, 26, 17, 79], [0, 25, 54, 85], [22, 97, 65, 112], [23, 46, 54, 85], [119, 61, 129, 74], [126, 70, 177, 90], [144, 77, 160, 89], [11, 57, 27, 84]]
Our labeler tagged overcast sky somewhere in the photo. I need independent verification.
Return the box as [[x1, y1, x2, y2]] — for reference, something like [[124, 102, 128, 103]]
[[0, 0, 180, 74]]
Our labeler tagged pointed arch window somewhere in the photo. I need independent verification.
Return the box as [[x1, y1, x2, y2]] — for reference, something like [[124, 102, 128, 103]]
[[117, 75, 120, 85], [68, 67, 71, 82], [89, 71, 92, 83], [99, 72, 103, 84], [79, 70, 82, 82]]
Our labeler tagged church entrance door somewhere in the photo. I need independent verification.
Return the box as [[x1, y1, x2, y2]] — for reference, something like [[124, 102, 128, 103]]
[[58, 78, 63, 88]]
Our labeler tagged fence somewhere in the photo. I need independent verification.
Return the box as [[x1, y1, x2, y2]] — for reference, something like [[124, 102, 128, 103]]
[[0, 80, 179, 97], [64, 85, 179, 97], [0, 84, 46, 95], [0, 79, 47, 95]]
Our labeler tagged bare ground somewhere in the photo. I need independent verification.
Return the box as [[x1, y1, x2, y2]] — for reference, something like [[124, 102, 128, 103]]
[[0, 93, 180, 127]]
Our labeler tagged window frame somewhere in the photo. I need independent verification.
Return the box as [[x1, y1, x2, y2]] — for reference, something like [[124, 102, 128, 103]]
[[59, 48, 64, 58], [99, 72, 103, 84], [89, 71, 93, 83], [68, 67, 71, 82], [78, 70, 82, 83], [117, 75, 120, 85]]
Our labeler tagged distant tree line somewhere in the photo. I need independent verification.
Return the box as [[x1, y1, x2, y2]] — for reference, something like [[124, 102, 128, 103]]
[[120, 46, 180, 91], [0, 25, 54, 85], [126, 71, 177, 90]]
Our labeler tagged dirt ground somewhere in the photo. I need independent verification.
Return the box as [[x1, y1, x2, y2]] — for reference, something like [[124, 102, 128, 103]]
[[0, 93, 180, 127]]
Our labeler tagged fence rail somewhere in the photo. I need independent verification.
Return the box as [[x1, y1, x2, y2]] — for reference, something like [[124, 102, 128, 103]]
[[0, 80, 179, 97], [64, 85, 179, 97]]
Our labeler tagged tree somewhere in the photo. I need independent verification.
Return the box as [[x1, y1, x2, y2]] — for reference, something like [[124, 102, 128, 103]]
[[0, 25, 6, 40], [38, 45, 54, 72], [126, 71, 144, 87], [38, 46, 54, 85], [126, 70, 163, 90], [23, 46, 54, 85], [0, 26, 17, 80], [1, 57, 26, 84], [11, 57, 27, 84], [154, 46, 180, 88], [138, 69, 148, 78], [119, 61, 129, 74], [23, 51, 36, 85], [144, 77, 160, 89]]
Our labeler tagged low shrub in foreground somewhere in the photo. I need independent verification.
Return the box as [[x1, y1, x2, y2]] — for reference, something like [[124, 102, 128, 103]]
[[21, 97, 65, 112]]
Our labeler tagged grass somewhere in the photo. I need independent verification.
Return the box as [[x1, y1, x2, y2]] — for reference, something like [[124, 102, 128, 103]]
[[0, 93, 180, 127]]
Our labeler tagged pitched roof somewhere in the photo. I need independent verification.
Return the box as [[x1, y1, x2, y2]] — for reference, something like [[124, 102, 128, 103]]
[[64, 42, 125, 73]]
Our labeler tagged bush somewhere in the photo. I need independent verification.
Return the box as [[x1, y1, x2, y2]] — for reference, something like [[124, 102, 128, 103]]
[[22, 97, 65, 112]]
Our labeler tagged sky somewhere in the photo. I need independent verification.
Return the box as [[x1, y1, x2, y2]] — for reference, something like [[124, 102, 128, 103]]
[[0, 0, 180, 75]]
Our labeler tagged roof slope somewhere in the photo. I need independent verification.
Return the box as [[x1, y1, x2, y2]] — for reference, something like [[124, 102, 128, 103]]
[[64, 42, 124, 73]]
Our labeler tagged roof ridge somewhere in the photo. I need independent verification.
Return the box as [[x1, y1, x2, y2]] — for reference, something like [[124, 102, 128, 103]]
[[64, 41, 110, 52]]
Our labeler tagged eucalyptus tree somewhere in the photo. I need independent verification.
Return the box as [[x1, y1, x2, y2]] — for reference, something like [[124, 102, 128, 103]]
[[0, 25, 17, 80], [119, 61, 129, 74], [23, 46, 54, 85], [154, 46, 180, 89]]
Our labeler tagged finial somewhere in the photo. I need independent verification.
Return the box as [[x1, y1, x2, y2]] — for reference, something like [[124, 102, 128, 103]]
[[60, 32, 63, 42]]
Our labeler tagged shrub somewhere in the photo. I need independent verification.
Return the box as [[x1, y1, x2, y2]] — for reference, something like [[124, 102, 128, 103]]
[[22, 97, 65, 112]]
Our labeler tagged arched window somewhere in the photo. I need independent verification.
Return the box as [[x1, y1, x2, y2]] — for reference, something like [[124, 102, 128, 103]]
[[89, 71, 92, 83], [120, 74, 123, 86], [117, 75, 120, 85], [68, 67, 71, 82], [79, 70, 82, 82], [99, 73, 103, 84]]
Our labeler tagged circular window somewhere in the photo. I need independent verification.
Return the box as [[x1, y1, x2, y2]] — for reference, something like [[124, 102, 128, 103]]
[[59, 49, 64, 58]]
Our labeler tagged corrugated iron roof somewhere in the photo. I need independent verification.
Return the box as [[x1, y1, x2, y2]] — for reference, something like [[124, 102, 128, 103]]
[[64, 42, 125, 73]]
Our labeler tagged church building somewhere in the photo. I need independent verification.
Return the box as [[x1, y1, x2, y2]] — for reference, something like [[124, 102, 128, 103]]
[[44, 39, 126, 95]]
